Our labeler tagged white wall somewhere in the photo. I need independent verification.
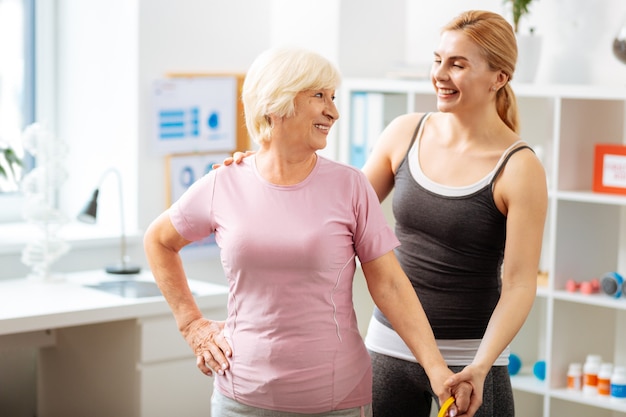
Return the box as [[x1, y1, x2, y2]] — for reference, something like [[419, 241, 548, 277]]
[[532, 0, 623, 84], [3, 1, 626, 415], [405, 0, 626, 85], [57, 0, 138, 232], [136, 0, 271, 280], [4, 0, 626, 282]]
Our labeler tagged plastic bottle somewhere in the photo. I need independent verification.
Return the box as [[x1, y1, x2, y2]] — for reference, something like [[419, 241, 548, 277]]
[[611, 366, 626, 403], [567, 363, 582, 391], [583, 354, 602, 396], [597, 363, 613, 396]]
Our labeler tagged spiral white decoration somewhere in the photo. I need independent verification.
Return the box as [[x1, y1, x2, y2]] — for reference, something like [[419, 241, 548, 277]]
[[20, 123, 70, 281]]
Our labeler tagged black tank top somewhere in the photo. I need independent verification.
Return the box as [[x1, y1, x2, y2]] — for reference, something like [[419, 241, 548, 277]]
[[374, 114, 532, 339]]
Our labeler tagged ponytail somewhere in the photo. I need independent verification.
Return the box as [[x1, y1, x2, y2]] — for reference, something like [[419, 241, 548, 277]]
[[497, 83, 519, 133]]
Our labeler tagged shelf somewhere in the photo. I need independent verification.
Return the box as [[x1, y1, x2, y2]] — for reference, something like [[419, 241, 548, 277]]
[[553, 291, 626, 310], [339, 77, 626, 417], [536, 286, 550, 299], [0, 221, 144, 255], [550, 389, 626, 413], [556, 190, 626, 206], [341, 78, 432, 94], [511, 373, 546, 395], [341, 78, 626, 100]]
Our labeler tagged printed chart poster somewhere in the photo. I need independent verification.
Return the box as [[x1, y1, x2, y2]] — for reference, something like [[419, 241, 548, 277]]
[[167, 153, 230, 260], [168, 153, 230, 205], [152, 77, 237, 154]]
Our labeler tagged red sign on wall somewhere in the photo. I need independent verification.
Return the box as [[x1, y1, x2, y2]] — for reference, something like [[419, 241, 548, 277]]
[[593, 144, 626, 195]]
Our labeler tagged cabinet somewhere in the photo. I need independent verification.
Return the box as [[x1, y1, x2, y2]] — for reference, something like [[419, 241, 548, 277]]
[[337, 78, 626, 417], [37, 307, 226, 417]]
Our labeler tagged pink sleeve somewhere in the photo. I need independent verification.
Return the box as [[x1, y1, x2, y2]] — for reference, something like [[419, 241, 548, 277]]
[[352, 172, 400, 263], [168, 171, 217, 242]]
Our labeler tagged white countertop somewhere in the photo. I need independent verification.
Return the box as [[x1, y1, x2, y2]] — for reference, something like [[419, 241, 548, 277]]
[[0, 270, 229, 336]]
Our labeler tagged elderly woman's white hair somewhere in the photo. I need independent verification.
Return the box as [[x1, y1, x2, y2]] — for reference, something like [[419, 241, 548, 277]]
[[242, 47, 342, 144]]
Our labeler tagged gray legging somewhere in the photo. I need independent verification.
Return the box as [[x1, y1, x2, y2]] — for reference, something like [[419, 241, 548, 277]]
[[369, 351, 515, 417]]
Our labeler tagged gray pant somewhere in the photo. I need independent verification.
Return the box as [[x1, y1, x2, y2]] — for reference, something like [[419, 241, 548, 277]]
[[369, 350, 515, 417], [211, 389, 372, 417]]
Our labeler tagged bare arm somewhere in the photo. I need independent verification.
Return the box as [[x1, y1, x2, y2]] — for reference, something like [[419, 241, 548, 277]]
[[143, 211, 232, 376], [362, 112, 426, 201], [446, 150, 548, 415], [361, 251, 476, 416]]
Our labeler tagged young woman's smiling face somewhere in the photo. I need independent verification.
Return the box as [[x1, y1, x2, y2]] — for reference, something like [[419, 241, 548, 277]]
[[431, 30, 503, 114]]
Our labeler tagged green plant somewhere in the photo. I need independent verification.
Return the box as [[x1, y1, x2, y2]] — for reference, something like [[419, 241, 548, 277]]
[[0, 145, 22, 181], [505, 0, 537, 33]]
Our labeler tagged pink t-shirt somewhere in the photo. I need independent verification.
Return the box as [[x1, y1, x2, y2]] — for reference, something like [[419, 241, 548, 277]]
[[169, 155, 399, 413]]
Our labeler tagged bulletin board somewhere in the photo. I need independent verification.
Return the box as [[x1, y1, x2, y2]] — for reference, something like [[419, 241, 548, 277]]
[[151, 73, 248, 155], [161, 72, 249, 201], [158, 73, 249, 259], [166, 152, 230, 259], [164, 72, 249, 153], [166, 152, 230, 206]]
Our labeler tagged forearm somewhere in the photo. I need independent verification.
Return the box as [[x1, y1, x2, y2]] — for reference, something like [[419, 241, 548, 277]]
[[144, 215, 203, 332], [373, 281, 446, 372], [362, 253, 448, 378], [472, 284, 536, 373]]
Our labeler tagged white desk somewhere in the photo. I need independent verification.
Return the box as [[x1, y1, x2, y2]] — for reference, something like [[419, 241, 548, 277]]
[[0, 270, 229, 417], [0, 270, 228, 335]]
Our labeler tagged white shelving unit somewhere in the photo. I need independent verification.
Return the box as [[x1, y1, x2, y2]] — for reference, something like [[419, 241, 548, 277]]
[[337, 78, 626, 417]]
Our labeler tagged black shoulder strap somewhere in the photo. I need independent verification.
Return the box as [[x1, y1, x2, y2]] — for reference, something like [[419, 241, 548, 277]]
[[490, 145, 534, 185], [406, 113, 429, 156]]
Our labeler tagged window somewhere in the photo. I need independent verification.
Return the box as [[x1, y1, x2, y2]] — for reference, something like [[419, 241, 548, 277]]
[[0, 0, 35, 221]]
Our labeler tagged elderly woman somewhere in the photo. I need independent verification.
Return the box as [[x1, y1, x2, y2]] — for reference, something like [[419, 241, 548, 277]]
[[144, 47, 470, 417]]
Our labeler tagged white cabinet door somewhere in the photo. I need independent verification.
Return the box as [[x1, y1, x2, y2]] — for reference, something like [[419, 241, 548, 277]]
[[139, 359, 214, 417]]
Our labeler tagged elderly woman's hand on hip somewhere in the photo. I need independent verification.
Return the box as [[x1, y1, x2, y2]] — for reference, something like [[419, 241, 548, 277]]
[[182, 318, 232, 377]]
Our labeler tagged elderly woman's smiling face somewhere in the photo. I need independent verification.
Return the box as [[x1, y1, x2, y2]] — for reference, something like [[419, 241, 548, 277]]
[[273, 89, 339, 152]]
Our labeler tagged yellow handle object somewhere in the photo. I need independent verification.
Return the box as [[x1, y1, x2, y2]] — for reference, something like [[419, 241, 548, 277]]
[[437, 396, 455, 417]]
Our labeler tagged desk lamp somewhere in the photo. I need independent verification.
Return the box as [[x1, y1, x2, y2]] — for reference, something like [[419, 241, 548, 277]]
[[77, 168, 141, 274]]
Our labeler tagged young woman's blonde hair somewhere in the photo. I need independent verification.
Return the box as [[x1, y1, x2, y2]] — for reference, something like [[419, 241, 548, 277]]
[[242, 47, 342, 144], [443, 10, 520, 133]]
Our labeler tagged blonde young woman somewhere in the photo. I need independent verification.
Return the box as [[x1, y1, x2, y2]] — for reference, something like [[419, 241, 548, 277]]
[[144, 47, 472, 417], [363, 10, 547, 417]]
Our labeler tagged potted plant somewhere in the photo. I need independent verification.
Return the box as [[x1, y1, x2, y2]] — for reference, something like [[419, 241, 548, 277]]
[[504, 0, 541, 83], [506, 0, 536, 34], [0, 144, 23, 184]]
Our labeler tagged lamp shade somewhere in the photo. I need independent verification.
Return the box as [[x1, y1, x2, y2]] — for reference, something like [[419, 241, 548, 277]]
[[77, 189, 99, 224], [77, 168, 141, 275]]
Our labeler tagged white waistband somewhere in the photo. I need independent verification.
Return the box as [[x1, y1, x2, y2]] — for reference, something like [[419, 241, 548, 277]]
[[364, 316, 509, 367]]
